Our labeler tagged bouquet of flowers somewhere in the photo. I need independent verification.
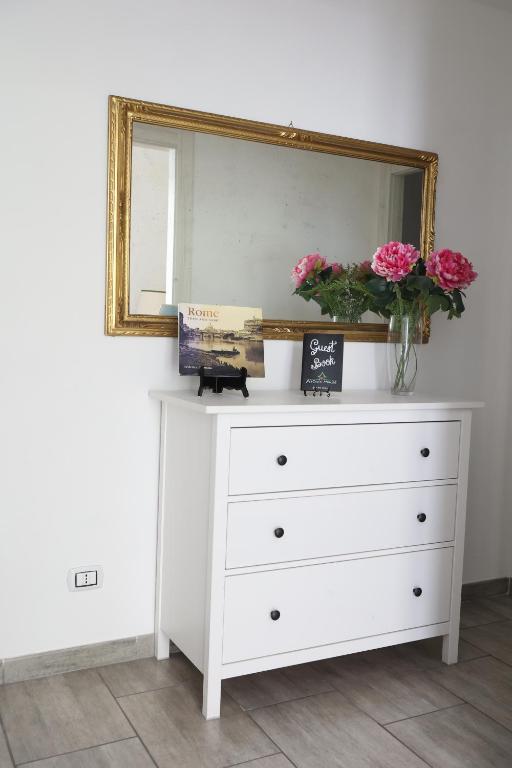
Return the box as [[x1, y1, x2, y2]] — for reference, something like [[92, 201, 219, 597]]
[[291, 253, 374, 323], [292, 244, 477, 394], [366, 241, 478, 394], [366, 242, 478, 320]]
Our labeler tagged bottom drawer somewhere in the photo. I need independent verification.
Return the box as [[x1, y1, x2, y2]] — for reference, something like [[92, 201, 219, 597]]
[[223, 547, 453, 663]]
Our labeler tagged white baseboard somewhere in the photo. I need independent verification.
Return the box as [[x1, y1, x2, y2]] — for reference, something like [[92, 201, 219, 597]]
[[1, 634, 154, 685], [461, 576, 510, 600]]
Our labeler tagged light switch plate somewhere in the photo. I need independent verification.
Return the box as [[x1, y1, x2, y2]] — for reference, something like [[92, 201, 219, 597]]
[[75, 570, 97, 588], [67, 565, 103, 591]]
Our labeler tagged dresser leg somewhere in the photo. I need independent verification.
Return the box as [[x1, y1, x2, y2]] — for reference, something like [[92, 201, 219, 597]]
[[442, 631, 459, 664], [155, 629, 170, 660], [202, 672, 221, 719]]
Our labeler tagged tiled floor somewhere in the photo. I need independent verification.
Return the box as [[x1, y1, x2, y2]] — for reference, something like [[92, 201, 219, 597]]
[[1, 596, 512, 767]]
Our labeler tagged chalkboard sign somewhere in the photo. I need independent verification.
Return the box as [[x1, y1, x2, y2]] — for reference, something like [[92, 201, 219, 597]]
[[301, 333, 344, 393]]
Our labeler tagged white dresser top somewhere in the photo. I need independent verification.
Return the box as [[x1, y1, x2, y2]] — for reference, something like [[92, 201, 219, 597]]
[[150, 389, 484, 415]]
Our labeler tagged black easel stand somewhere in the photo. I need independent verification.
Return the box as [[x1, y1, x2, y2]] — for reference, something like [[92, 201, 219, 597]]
[[303, 387, 331, 397], [198, 366, 249, 398]]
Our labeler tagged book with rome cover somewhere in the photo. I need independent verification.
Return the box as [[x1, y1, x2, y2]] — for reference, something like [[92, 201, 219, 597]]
[[178, 303, 265, 377]]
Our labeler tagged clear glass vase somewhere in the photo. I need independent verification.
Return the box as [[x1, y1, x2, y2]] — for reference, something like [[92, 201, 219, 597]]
[[387, 313, 423, 395], [328, 286, 366, 324], [332, 315, 361, 324]]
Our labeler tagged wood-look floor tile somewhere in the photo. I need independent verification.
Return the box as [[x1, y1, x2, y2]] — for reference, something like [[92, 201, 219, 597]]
[[98, 654, 199, 697], [323, 659, 461, 724], [485, 594, 512, 621], [315, 636, 478, 685], [118, 679, 277, 768], [316, 644, 423, 678], [250, 691, 429, 767], [328, 636, 466, 675], [460, 599, 504, 628], [387, 703, 512, 767], [16, 738, 154, 767], [223, 662, 333, 710], [406, 636, 486, 663], [454, 638, 488, 661], [226, 756, 294, 768], [431, 655, 512, 731], [0, 670, 133, 765], [461, 620, 512, 665], [0, 727, 13, 768], [352, 644, 426, 673]]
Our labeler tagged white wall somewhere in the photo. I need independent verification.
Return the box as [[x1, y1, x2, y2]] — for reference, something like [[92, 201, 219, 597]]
[[2, 0, 511, 660]]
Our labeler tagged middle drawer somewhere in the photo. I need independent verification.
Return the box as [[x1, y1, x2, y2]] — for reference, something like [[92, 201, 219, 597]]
[[226, 484, 457, 568]]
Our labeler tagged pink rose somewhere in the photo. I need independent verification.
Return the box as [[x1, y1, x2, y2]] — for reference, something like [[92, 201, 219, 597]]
[[358, 260, 372, 273], [426, 249, 478, 291], [291, 253, 327, 288], [330, 262, 344, 275], [371, 241, 420, 282]]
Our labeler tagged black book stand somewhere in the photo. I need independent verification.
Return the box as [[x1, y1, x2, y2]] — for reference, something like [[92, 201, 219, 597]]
[[303, 387, 331, 397], [198, 366, 249, 398]]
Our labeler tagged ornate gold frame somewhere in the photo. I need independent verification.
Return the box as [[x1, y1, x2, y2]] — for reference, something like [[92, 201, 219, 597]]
[[106, 95, 438, 341]]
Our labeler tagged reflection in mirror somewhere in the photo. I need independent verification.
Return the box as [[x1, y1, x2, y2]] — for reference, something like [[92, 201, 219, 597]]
[[129, 122, 424, 320]]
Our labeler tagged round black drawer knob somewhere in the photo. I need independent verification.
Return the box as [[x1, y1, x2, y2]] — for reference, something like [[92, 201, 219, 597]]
[[270, 609, 281, 621], [274, 527, 285, 538], [413, 587, 423, 597], [417, 513, 427, 523], [277, 455, 288, 466], [420, 448, 430, 458]]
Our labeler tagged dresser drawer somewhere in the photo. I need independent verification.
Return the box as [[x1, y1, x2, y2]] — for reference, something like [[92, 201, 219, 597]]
[[228, 421, 460, 495], [223, 547, 453, 663], [226, 484, 457, 568]]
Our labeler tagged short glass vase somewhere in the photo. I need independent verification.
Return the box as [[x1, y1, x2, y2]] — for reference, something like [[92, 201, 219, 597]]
[[331, 314, 362, 324], [387, 313, 423, 395]]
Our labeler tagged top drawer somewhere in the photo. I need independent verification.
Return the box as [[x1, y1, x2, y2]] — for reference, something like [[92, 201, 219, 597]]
[[229, 421, 460, 495]]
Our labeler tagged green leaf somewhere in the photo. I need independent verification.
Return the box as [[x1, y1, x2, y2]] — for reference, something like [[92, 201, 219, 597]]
[[406, 275, 435, 294], [452, 289, 465, 315], [426, 295, 443, 315], [416, 258, 427, 276], [440, 295, 452, 312], [366, 277, 391, 295]]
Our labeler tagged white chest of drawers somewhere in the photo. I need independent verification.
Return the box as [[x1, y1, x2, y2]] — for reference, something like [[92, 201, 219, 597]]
[[151, 389, 482, 719]]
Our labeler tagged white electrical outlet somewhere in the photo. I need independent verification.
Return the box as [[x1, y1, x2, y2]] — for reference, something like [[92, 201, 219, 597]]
[[67, 566, 103, 592]]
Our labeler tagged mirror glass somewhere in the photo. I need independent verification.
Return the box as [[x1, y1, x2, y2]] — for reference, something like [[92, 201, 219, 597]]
[[129, 122, 424, 320]]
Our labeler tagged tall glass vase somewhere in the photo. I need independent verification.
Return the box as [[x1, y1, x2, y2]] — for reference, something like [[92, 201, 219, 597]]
[[387, 312, 423, 395]]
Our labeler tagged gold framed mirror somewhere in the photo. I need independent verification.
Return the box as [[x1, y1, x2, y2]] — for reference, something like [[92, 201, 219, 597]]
[[105, 95, 437, 341]]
